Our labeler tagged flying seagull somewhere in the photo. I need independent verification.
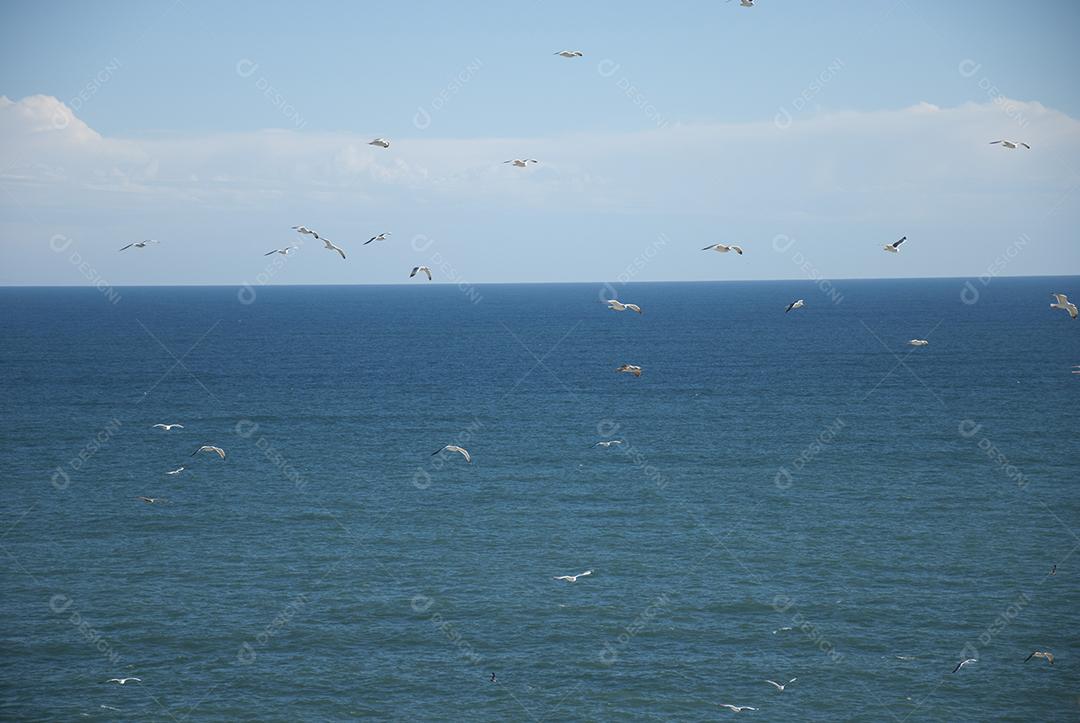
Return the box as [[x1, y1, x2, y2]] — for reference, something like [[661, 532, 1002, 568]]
[[322, 238, 346, 260], [1024, 651, 1054, 665], [136, 496, 166, 504], [615, 364, 643, 377], [264, 246, 297, 256], [365, 233, 391, 245], [368, 138, 390, 148], [718, 704, 757, 712], [119, 240, 157, 251], [908, 339, 929, 346], [952, 658, 977, 673], [728, 0, 755, 6], [554, 50, 583, 58], [410, 266, 432, 280], [592, 440, 624, 449], [504, 159, 538, 167], [606, 299, 642, 314], [785, 299, 805, 313], [990, 140, 1030, 150], [191, 445, 225, 459], [152, 423, 184, 431], [106, 678, 141, 685], [702, 243, 744, 255], [553, 570, 592, 582], [291, 225, 323, 240], [1050, 293, 1077, 319], [883, 236, 906, 253], [432, 445, 471, 463], [490, 672, 496, 683], [166, 466, 185, 475], [765, 678, 797, 692]]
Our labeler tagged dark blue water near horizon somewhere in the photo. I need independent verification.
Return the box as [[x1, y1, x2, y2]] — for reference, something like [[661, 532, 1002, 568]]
[[1, 276, 1078, 721]]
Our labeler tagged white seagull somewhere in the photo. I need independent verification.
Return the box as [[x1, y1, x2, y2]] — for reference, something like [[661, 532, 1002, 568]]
[[1050, 293, 1077, 319], [410, 266, 432, 280], [136, 496, 167, 504], [615, 364, 643, 377], [553, 570, 592, 582], [166, 466, 185, 475], [119, 240, 157, 251], [765, 678, 797, 692], [952, 658, 977, 673], [368, 138, 391, 148], [554, 50, 583, 58], [433, 445, 471, 463], [592, 440, 623, 449], [264, 246, 297, 256], [504, 159, 538, 167], [106, 678, 141, 685], [785, 299, 805, 313], [322, 237, 346, 260], [702, 243, 744, 255], [291, 225, 323, 240], [908, 339, 929, 346], [883, 236, 906, 253], [191, 445, 226, 459], [152, 423, 184, 431], [990, 140, 1030, 150], [728, 0, 755, 6], [606, 299, 642, 314], [1025, 651, 1054, 665], [365, 233, 391, 245], [718, 704, 757, 712]]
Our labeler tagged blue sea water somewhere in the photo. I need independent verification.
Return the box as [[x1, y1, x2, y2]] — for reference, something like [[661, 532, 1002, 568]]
[[0, 277, 1078, 721]]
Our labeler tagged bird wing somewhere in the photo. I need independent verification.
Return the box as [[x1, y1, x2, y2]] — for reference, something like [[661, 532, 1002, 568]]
[[119, 244, 134, 251], [212, 447, 225, 458], [765, 680, 782, 690], [1052, 293, 1069, 305], [1024, 652, 1036, 662], [989, 140, 1003, 145], [410, 267, 420, 278], [365, 237, 376, 245], [785, 302, 795, 313], [701, 244, 717, 251], [264, 250, 278, 256], [422, 268, 432, 280], [1020, 143, 1031, 149], [731, 246, 744, 255], [626, 304, 642, 313], [893, 237, 907, 247], [456, 448, 472, 462]]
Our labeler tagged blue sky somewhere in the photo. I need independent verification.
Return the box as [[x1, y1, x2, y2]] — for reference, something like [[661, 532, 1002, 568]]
[[2, 0, 1079, 285]]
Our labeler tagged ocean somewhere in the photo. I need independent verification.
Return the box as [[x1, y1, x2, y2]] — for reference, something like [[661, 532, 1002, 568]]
[[0, 276, 1077, 721]]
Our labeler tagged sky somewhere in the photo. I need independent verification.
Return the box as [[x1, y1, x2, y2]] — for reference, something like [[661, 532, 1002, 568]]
[[1, 0, 1079, 286]]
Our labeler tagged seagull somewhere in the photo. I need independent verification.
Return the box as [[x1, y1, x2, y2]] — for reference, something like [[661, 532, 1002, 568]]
[[785, 299, 805, 313], [264, 246, 297, 256], [773, 627, 793, 634], [490, 673, 497, 683], [606, 299, 642, 314], [1024, 651, 1054, 665], [554, 50, 583, 58], [718, 704, 757, 712], [106, 678, 141, 685], [503, 159, 538, 167], [615, 364, 643, 377], [728, 0, 755, 6], [152, 423, 184, 431], [908, 339, 929, 346], [368, 138, 390, 148], [166, 466, 185, 475], [365, 233, 391, 245], [119, 240, 157, 251], [883, 236, 906, 253], [990, 140, 1030, 150], [702, 243, 744, 255], [553, 570, 592, 582], [592, 440, 624, 449], [765, 678, 797, 692], [1051, 564, 1057, 575], [1050, 293, 1077, 319], [432, 445, 471, 463], [322, 237, 346, 260], [191, 445, 225, 459], [291, 225, 323, 240], [410, 266, 432, 280], [136, 496, 166, 504], [952, 658, 977, 673]]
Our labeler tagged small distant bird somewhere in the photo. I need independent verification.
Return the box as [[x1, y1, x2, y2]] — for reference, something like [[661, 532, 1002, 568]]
[[322, 238, 346, 260], [433, 445, 471, 463], [765, 678, 797, 692], [166, 466, 185, 475], [728, 0, 755, 6], [615, 364, 643, 377], [606, 299, 642, 314], [908, 339, 929, 346], [291, 225, 322, 239], [504, 159, 538, 167], [368, 138, 390, 148], [106, 678, 141, 685], [410, 266, 432, 280], [719, 704, 757, 712], [554, 50, 583, 58], [773, 627, 793, 634], [1050, 293, 1077, 319], [490, 673, 497, 683], [191, 445, 225, 459], [152, 423, 184, 431], [702, 243, 744, 255], [883, 236, 906, 253], [264, 246, 297, 256], [785, 299, 805, 313], [136, 496, 166, 504], [119, 240, 157, 251], [1024, 651, 1054, 665], [365, 233, 391, 245], [1051, 565, 1057, 575], [990, 140, 1030, 150], [553, 570, 592, 582], [592, 440, 624, 449], [952, 658, 977, 673]]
